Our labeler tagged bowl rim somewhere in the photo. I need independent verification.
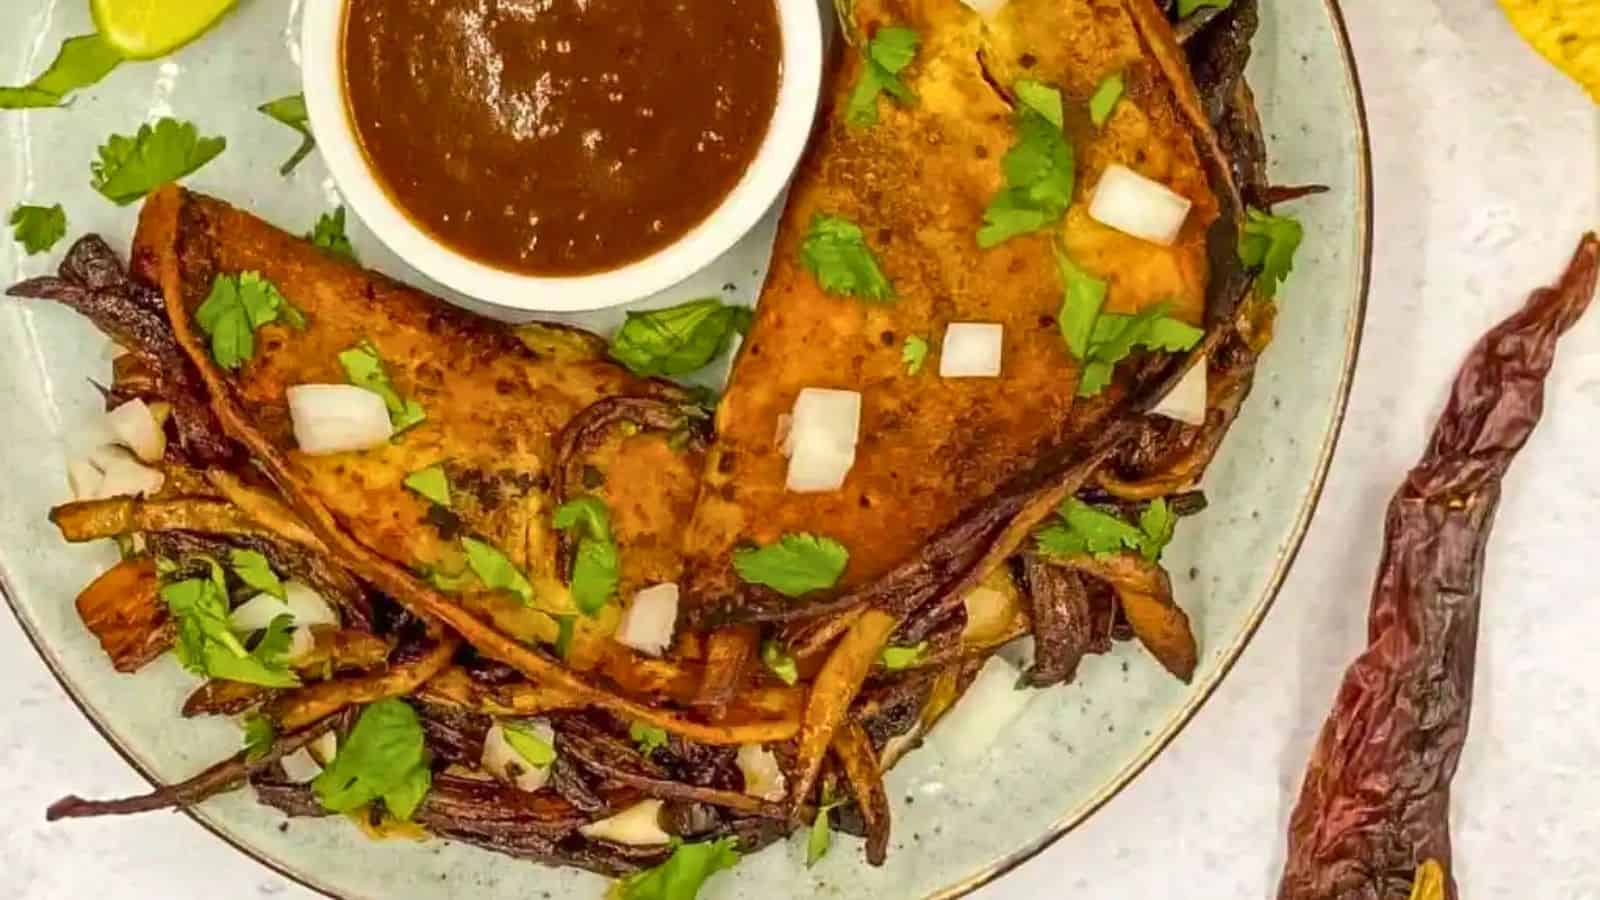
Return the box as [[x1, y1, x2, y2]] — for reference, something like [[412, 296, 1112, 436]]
[[299, 0, 823, 313], [0, 0, 1374, 897]]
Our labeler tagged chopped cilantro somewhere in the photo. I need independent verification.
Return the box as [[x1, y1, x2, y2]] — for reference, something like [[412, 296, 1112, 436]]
[[9, 203, 66, 255], [760, 639, 799, 686], [879, 642, 927, 670], [901, 334, 929, 374], [257, 94, 316, 176], [1177, 0, 1232, 17], [798, 213, 894, 301], [242, 713, 276, 762], [608, 298, 752, 377], [553, 496, 621, 616], [338, 340, 426, 432], [90, 117, 226, 206], [1238, 208, 1304, 298], [1053, 248, 1201, 396], [313, 699, 432, 821], [845, 26, 919, 127], [732, 533, 849, 598], [610, 837, 740, 900], [501, 721, 557, 768], [461, 537, 535, 605], [161, 565, 300, 688], [193, 272, 306, 370], [551, 612, 577, 660], [806, 790, 847, 866], [0, 34, 122, 109], [307, 206, 357, 262], [630, 721, 669, 758], [1089, 73, 1125, 127], [978, 81, 1074, 248], [1036, 497, 1177, 560], [403, 464, 452, 508], [229, 548, 285, 600]]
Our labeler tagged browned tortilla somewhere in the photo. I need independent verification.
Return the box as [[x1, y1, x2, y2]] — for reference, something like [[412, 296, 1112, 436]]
[[129, 187, 700, 669], [680, 0, 1220, 625]]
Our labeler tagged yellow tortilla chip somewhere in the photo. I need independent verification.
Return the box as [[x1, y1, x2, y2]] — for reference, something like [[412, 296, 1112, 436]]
[[1498, 0, 1600, 101]]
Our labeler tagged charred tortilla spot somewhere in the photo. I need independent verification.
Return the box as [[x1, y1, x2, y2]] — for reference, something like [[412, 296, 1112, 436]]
[[426, 505, 465, 540]]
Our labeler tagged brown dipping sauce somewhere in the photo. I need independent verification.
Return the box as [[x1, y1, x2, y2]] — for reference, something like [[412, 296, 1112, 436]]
[[344, 0, 782, 277]]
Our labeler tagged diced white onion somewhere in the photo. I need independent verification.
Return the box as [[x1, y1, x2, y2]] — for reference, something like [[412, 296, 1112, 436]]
[[784, 388, 861, 494], [482, 722, 555, 793], [1088, 164, 1193, 246], [284, 581, 340, 628], [67, 458, 105, 501], [929, 655, 1037, 762], [308, 730, 339, 767], [279, 747, 323, 784], [106, 399, 167, 464], [615, 583, 678, 657], [961, 587, 1014, 643], [286, 626, 317, 663], [1150, 358, 1208, 426], [286, 384, 393, 455], [939, 323, 1004, 378], [579, 799, 671, 846], [958, 0, 1008, 19], [86, 445, 166, 499], [735, 744, 787, 801], [229, 594, 295, 632]]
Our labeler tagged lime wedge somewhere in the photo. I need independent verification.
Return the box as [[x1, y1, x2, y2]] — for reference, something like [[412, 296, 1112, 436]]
[[90, 0, 238, 61]]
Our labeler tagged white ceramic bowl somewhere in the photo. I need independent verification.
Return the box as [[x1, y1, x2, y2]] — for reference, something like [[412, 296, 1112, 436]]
[[300, 0, 822, 313]]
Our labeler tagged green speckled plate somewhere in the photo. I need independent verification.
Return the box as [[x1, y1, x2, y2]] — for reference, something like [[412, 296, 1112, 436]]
[[0, 0, 1370, 897]]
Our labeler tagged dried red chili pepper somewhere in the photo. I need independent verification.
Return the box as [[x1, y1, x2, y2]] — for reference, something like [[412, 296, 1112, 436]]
[[1277, 234, 1599, 900]]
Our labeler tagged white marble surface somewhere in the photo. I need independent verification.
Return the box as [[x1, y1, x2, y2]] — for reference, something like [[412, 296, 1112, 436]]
[[3, 1, 1599, 898]]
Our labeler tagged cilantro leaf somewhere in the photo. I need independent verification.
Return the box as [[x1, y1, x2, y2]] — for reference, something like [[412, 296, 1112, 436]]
[[732, 533, 849, 598], [553, 496, 620, 615], [501, 720, 557, 767], [845, 26, 920, 127], [90, 118, 226, 206], [608, 298, 752, 377], [307, 206, 357, 262], [0, 34, 122, 109], [257, 94, 316, 176], [229, 548, 285, 600], [1051, 247, 1202, 397], [879, 642, 927, 670], [551, 612, 577, 660], [798, 213, 894, 301], [806, 792, 847, 867], [1238, 208, 1304, 298], [1014, 79, 1064, 128], [630, 721, 669, 758], [461, 537, 535, 605], [403, 464, 452, 507], [610, 837, 740, 900], [1177, 0, 1232, 17], [979, 83, 1074, 248], [193, 272, 305, 369], [313, 699, 432, 821], [760, 639, 799, 686], [242, 713, 276, 762], [1089, 73, 1124, 128], [1054, 247, 1107, 359], [338, 340, 426, 432], [901, 334, 929, 375], [1137, 497, 1176, 560], [1037, 498, 1177, 561], [161, 574, 300, 688], [9, 204, 66, 255]]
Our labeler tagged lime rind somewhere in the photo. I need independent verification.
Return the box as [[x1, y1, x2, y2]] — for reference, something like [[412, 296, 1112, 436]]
[[90, 0, 238, 61]]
